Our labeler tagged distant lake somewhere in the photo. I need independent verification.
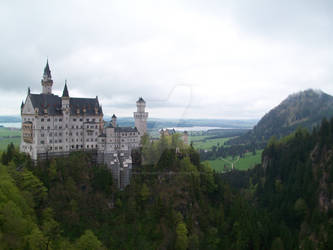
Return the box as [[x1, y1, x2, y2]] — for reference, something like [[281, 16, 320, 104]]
[[167, 126, 239, 132], [0, 122, 21, 128]]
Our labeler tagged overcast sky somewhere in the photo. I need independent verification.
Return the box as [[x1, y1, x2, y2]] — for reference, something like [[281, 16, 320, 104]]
[[1, 0, 333, 119]]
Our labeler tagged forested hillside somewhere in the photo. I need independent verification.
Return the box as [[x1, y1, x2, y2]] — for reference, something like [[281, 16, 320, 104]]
[[228, 89, 333, 146], [1, 117, 333, 249], [223, 117, 333, 249]]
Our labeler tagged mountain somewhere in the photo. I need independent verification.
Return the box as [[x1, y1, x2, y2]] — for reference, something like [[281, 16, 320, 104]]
[[228, 89, 333, 145]]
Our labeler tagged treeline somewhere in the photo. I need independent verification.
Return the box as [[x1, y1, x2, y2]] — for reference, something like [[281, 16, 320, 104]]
[[0, 135, 277, 249], [0, 145, 107, 249], [222, 117, 333, 249], [1, 117, 333, 249]]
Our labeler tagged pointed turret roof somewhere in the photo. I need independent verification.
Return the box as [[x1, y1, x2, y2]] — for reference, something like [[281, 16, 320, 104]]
[[62, 81, 69, 97], [43, 60, 52, 79], [112, 114, 117, 118], [137, 97, 145, 103]]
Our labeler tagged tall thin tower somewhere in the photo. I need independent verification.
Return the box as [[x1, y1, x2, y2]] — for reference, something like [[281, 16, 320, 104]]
[[134, 97, 148, 136], [41, 60, 53, 94]]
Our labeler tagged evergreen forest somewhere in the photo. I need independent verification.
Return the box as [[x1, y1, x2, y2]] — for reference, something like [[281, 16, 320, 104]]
[[1, 118, 333, 249]]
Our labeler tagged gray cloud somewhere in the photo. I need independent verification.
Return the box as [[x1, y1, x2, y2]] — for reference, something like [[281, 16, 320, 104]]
[[1, 0, 333, 118]]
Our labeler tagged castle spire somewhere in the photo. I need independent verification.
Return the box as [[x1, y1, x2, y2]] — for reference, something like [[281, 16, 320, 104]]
[[41, 59, 53, 94], [62, 80, 69, 97], [43, 59, 52, 80]]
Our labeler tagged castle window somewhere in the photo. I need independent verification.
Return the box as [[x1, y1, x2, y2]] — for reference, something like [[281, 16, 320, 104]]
[[59, 132, 62, 136], [47, 126, 50, 129], [59, 126, 62, 129], [55, 140, 57, 143], [41, 133, 44, 137], [86, 118, 89, 122], [59, 139, 62, 143], [41, 126, 44, 129], [40, 140, 44, 144], [73, 118, 76, 121], [55, 147, 58, 150], [92, 118, 95, 122], [59, 146, 62, 150], [50, 139, 52, 143], [59, 118, 62, 121], [41, 118, 44, 122], [50, 147, 52, 150], [47, 118, 50, 122], [55, 118, 57, 121]]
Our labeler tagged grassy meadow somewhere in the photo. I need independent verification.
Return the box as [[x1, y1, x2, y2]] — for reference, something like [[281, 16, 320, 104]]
[[189, 136, 234, 150], [205, 150, 263, 172], [0, 127, 21, 150]]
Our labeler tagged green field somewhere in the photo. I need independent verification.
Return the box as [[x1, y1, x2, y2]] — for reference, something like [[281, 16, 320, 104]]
[[190, 136, 234, 150], [0, 127, 21, 151], [0, 127, 20, 137], [0, 137, 21, 150], [205, 150, 263, 172]]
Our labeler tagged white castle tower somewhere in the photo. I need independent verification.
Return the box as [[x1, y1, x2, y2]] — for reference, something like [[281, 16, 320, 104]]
[[41, 60, 53, 94], [134, 97, 148, 136]]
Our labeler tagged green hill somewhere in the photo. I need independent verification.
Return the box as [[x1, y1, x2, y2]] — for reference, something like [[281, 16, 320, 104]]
[[228, 89, 333, 146]]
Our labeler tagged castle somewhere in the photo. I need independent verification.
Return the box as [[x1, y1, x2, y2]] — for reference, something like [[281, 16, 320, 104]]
[[20, 61, 148, 189]]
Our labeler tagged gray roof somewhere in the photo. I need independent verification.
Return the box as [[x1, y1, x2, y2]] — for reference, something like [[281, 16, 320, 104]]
[[62, 83, 69, 97], [28, 93, 102, 116], [44, 60, 51, 79], [137, 97, 145, 103], [115, 127, 138, 133]]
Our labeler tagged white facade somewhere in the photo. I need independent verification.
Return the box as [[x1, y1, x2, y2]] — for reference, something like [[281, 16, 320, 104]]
[[20, 62, 148, 166]]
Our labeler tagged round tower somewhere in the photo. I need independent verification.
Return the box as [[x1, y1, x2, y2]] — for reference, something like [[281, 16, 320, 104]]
[[134, 97, 148, 136], [112, 114, 117, 127]]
